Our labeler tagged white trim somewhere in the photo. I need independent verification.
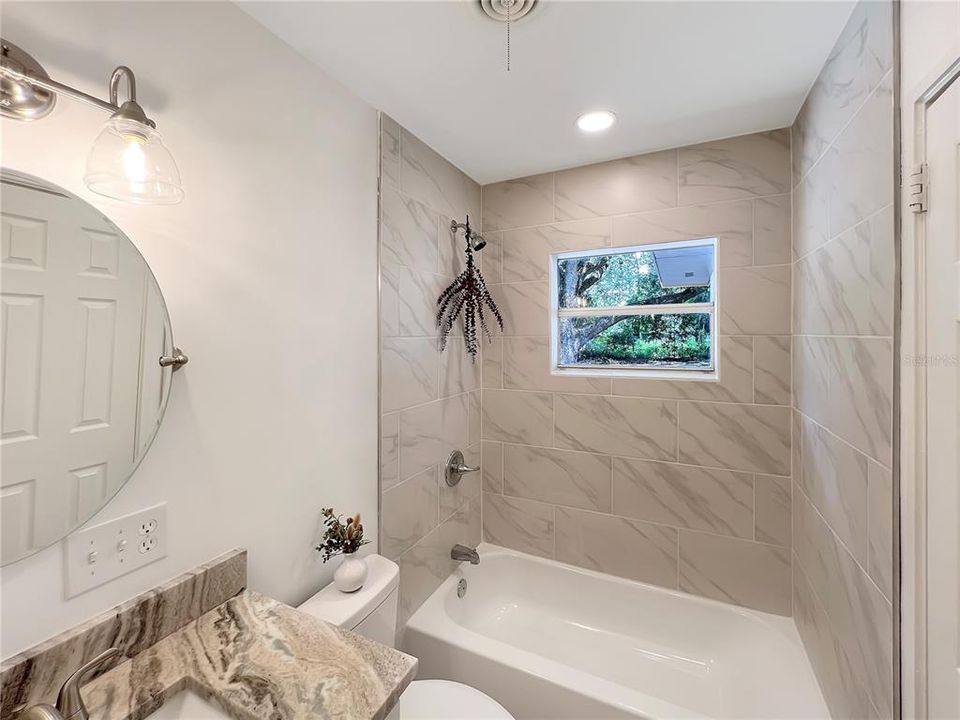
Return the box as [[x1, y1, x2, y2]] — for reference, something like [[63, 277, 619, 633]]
[[902, 51, 960, 720], [557, 303, 714, 318], [554, 236, 718, 260], [552, 365, 718, 381]]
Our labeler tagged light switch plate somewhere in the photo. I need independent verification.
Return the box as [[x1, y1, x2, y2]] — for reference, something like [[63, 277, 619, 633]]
[[64, 503, 167, 598]]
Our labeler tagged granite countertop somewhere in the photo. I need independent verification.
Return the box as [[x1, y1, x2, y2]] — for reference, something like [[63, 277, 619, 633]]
[[81, 590, 417, 720]]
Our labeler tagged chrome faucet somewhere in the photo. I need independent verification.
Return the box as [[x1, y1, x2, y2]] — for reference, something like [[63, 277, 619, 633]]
[[20, 648, 120, 720], [451, 544, 480, 564]]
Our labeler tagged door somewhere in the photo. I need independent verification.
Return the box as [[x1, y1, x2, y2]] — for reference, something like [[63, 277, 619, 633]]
[[924, 63, 960, 719], [1, 183, 146, 556]]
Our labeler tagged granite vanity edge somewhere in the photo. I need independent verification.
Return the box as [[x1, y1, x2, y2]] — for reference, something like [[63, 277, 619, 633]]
[[1, 548, 247, 716], [82, 590, 418, 720]]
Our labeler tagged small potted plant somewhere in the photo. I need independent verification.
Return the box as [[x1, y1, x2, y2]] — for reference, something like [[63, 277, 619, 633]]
[[316, 508, 371, 592]]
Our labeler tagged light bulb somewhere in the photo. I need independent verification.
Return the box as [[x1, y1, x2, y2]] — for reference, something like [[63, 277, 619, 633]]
[[576, 110, 616, 133], [122, 136, 148, 183]]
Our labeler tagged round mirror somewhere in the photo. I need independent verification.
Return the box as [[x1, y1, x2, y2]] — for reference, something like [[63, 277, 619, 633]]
[[1, 169, 176, 565]]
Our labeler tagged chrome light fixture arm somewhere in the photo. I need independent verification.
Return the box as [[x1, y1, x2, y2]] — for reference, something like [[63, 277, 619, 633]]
[[1, 41, 124, 117], [2, 61, 114, 115], [1, 38, 184, 205], [106, 65, 156, 128], [1, 44, 155, 127]]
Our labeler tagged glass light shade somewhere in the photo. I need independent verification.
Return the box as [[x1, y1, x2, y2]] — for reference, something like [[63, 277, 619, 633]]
[[84, 118, 184, 204]]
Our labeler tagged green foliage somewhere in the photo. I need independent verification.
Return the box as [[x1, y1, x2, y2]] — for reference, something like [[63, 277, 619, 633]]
[[556, 247, 714, 368], [577, 315, 711, 366], [557, 250, 710, 309]]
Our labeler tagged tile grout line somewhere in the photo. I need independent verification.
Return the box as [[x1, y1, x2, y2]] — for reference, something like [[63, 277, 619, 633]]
[[500, 439, 504, 494], [480, 191, 794, 235], [794, 68, 895, 188], [675, 525, 681, 591], [552, 390, 557, 449], [552, 504, 557, 560], [675, 400, 681, 462], [493, 472, 789, 548], [483, 262, 796, 288], [488, 385, 795, 409], [794, 481, 891, 605], [795, 406, 893, 473], [793, 200, 896, 264], [485, 437, 790, 479]]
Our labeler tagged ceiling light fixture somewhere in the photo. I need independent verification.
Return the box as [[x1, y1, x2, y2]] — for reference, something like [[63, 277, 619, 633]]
[[576, 110, 617, 133], [0, 39, 183, 205]]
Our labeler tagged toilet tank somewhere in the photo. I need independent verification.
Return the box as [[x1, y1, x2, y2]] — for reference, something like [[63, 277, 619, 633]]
[[297, 554, 400, 648]]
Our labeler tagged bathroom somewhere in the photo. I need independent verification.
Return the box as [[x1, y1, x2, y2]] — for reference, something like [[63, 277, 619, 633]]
[[0, 1, 956, 718]]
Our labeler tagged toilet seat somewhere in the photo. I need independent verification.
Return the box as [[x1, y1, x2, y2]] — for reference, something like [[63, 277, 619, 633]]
[[399, 680, 514, 719]]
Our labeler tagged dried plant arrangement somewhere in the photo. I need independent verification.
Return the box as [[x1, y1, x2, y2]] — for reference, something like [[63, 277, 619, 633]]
[[436, 215, 504, 360], [315, 508, 370, 562]]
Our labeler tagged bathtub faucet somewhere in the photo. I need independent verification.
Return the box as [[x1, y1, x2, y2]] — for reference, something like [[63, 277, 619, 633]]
[[451, 544, 480, 565]]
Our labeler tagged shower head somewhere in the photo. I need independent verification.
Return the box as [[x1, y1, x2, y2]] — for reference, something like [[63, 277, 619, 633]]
[[450, 217, 486, 252]]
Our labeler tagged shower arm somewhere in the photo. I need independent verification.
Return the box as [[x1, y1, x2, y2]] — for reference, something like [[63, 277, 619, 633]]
[[450, 216, 486, 251]]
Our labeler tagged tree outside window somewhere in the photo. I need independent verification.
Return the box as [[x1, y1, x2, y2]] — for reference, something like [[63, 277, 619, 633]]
[[552, 240, 717, 374]]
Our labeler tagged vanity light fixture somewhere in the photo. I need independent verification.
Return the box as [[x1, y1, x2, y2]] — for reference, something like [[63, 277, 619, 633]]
[[576, 110, 617, 133], [0, 39, 183, 205]]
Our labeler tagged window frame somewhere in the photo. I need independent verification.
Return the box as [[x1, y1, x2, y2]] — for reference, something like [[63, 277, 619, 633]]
[[548, 237, 720, 381]]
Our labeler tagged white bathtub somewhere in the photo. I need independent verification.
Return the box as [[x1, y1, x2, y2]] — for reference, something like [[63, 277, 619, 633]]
[[404, 544, 828, 720]]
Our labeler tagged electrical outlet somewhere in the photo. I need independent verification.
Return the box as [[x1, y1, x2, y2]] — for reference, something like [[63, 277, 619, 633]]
[[64, 503, 167, 598], [138, 537, 157, 554]]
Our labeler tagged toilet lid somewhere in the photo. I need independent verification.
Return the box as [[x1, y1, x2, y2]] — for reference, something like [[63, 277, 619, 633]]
[[399, 680, 514, 719]]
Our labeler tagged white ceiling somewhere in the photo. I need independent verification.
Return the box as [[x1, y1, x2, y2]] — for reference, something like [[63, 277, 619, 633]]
[[242, 0, 854, 184]]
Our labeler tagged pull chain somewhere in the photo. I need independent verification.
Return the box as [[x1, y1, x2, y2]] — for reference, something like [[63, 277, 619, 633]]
[[506, 0, 511, 71]]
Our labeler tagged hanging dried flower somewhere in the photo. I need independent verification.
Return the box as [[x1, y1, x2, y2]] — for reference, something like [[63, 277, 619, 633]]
[[437, 216, 504, 360]]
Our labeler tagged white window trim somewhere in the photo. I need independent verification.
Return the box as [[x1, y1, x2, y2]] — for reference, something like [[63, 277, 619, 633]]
[[549, 238, 720, 381]]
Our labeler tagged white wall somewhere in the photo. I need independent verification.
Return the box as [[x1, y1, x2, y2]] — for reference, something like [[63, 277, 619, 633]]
[[0, 1, 379, 656]]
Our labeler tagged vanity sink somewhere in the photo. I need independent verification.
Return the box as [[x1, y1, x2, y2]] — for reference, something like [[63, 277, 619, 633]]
[[145, 688, 233, 720]]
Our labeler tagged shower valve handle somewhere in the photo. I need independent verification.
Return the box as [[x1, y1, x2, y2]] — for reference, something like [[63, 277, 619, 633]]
[[445, 450, 478, 487]]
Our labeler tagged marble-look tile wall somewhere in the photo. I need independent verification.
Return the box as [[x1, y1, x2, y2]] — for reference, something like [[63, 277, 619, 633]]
[[790, 2, 895, 718], [379, 115, 482, 628], [479, 128, 794, 616]]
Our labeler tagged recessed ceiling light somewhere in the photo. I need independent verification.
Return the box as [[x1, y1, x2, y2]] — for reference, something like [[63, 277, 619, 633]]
[[576, 110, 616, 133]]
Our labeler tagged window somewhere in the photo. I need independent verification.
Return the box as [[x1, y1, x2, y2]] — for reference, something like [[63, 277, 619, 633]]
[[550, 239, 718, 378]]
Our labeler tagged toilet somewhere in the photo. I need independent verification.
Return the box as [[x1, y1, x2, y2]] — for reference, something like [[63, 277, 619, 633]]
[[298, 554, 514, 720]]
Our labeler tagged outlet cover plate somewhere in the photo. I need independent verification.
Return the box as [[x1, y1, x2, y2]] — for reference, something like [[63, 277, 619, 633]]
[[64, 503, 167, 598]]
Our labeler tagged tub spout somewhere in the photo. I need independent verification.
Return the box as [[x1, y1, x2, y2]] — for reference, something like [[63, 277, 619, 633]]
[[451, 544, 480, 564]]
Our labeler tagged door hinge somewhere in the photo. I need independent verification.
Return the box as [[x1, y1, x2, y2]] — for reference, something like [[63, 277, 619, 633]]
[[909, 163, 928, 214]]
